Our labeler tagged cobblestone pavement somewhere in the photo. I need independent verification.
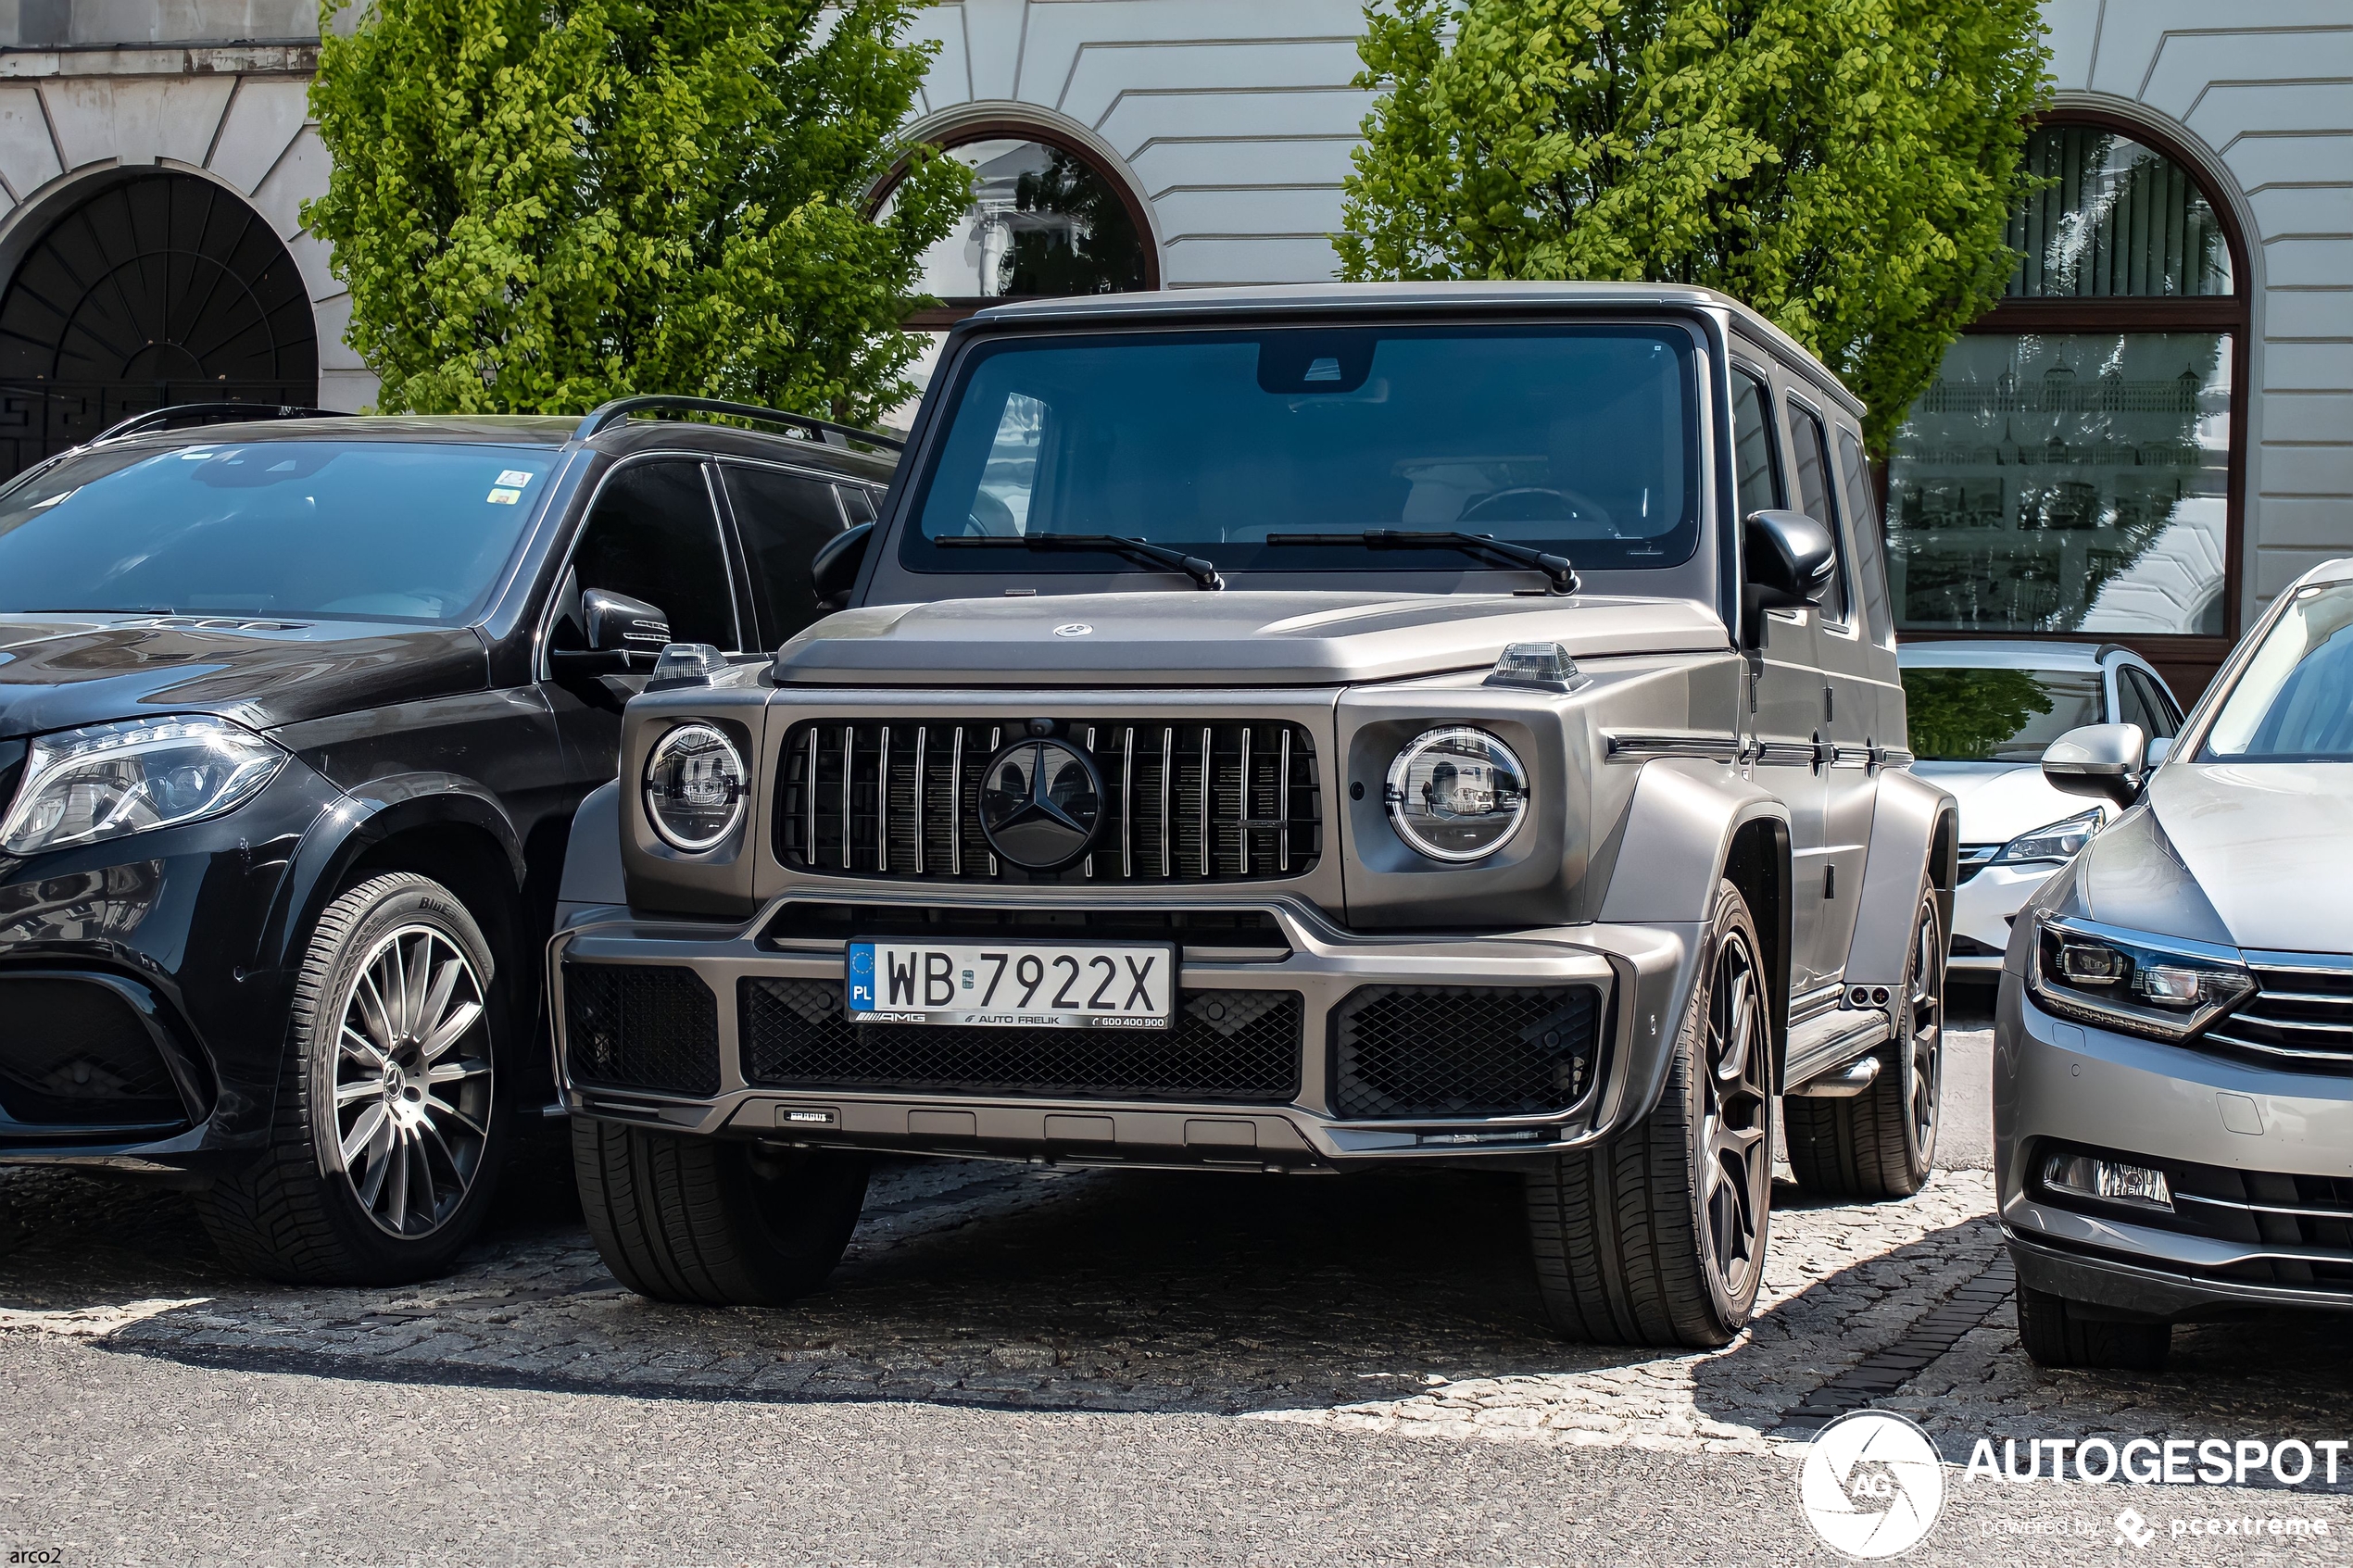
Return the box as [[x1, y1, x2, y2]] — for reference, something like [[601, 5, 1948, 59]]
[[5, 1022, 2353, 1465]]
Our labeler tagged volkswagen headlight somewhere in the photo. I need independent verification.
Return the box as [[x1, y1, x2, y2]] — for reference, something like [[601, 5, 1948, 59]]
[[2028, 914, 2254, 1042], [1, 715, 284, 856], [1384, 726, 1529, 862], [1991, 809, 2102, 867], [644, 722, 747, 851]]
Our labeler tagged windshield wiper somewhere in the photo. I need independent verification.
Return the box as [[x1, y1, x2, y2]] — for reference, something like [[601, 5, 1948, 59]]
[[937, 533, 1224, 590], [1264, 531, 1579, 595]]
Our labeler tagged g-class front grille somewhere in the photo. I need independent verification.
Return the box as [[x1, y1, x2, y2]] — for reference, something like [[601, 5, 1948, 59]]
[[774, 719, 1321, 884]]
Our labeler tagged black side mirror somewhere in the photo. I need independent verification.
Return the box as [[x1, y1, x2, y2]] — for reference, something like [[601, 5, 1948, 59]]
[[2043, 722, 2149, 809], [810, 521, 872, 612], [582, 588, 670, 655], [1741, 509, 1837, 648]]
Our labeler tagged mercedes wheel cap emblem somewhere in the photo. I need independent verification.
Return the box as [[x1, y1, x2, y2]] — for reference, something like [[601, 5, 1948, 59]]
[[977, 738, 1102, 870], [1052, 622, 1093, 637]]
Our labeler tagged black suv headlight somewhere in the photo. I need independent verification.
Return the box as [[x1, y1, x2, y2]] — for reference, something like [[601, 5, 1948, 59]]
[[643, 721, 748, 852], [0, 715, 284, 855], [2029, 913, 2255, 1042]]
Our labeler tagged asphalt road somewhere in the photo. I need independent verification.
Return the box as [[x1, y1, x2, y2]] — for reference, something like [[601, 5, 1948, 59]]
[[5, 997, 2349, 1567]]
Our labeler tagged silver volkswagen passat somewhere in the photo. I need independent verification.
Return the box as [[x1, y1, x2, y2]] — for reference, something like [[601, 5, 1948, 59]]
[[1997, 558, 2353, 1369]]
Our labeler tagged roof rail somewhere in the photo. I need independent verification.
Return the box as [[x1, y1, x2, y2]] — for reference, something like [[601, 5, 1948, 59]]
[[574, 395, 904, 452], [92, 402, 351, 445]]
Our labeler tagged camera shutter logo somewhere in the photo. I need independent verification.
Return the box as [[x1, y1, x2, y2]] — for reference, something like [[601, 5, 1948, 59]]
[[1797, 1410, 1945, 1559]]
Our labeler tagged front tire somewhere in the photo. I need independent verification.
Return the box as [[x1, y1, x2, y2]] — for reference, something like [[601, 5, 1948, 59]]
[[196, 872, 508, 1285], [573, 1119, 870, 1308], [1524, 879, 1774, 1348], [1786, 884, 1944, 1198], [2016, 1282, 2171, 1371]]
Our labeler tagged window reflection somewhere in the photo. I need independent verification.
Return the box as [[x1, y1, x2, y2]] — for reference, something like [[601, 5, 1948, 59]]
[[888, 138, 1148, 302], [1888, 332, 2232, 635], [2008, 126, 2233, 298]]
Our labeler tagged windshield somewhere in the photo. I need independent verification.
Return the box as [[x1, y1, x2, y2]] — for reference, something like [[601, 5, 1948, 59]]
[[1902, 666, 2107, 761], [902, 325, 1700, 578], [0, 440, 559, 625], [2202, 579, 2353, 761]]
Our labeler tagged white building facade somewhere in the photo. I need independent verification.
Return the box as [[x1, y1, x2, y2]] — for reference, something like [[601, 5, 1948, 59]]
[[0, 0, 2342, 691]]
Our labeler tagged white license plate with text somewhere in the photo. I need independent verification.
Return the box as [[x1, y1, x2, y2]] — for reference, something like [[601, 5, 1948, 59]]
[[846, 940, 1175, 1029]]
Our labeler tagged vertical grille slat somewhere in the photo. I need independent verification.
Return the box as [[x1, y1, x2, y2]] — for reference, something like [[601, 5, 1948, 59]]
[[779, 717, 1320, 885]]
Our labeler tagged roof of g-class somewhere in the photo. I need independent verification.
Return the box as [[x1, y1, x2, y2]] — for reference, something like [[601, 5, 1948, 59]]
[[968, 281, 1867, 420]]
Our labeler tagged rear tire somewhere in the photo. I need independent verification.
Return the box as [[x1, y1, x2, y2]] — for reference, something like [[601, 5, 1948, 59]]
[[2016, 1282, 2171, 1371], [196, 872, 509, 1285], [573, 1119, 869, 1307], [1524, 880, 1774, 1348], [1786, 884, 1944, 1198]]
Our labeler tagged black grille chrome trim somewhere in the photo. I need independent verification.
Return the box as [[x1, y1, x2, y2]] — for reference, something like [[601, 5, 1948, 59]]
[[776, 719, 1321, 884], [2201, 957, 2353, 1072]]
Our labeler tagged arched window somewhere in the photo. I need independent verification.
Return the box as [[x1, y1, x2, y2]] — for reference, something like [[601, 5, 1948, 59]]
[[879, 129, 1156, 321], [1885, 116, 2248, 684]]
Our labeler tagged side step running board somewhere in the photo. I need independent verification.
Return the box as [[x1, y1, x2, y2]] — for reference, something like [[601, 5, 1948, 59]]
[[1787, 1054, 1882, 1099]]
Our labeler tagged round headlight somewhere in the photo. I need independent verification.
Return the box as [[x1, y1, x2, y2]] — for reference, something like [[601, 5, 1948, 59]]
[[1384, 726, 1529, 862], [644, 722, 747, 851]]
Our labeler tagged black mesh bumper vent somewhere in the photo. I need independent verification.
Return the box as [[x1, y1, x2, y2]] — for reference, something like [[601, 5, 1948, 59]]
[[563, 963, 721, 1097], [0, 976, 183, 1127], [1332, 985, 1604, 1120], [740, 978, 1302, 1103]]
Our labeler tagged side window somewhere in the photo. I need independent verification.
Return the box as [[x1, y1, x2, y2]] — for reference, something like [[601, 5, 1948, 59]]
[[837, 485, 877, 526], [1730, 369, 1781, 523], [1836, 427, 1894, 646], [723, 464, 850, 647], [2116, 666, 2159, 736], [1786, 399, 1849, 624], [560, 459, 737, 650], [2123, 668, 2179, 738]]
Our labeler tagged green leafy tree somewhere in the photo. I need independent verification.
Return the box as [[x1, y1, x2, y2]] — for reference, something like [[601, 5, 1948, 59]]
[[306, 0, 970, 421], [1337, 0, 2050, 453]]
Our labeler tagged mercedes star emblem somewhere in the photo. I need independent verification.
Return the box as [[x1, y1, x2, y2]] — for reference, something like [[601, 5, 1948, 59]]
[[977, 738, 1103, 870]]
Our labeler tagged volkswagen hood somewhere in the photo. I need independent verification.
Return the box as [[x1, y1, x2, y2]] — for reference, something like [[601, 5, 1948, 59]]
[[770, 591, 1730, 687], [2062, 762, 2353, 955]]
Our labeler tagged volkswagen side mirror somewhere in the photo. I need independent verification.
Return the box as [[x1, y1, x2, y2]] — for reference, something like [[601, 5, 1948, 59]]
[[1741, 509, 1836, 646], [811, 521, 872, 612], [2043, 722, 2149, 809]]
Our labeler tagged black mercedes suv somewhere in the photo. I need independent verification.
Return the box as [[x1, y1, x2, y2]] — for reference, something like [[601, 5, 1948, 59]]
[[0, 397, 897, 1284]]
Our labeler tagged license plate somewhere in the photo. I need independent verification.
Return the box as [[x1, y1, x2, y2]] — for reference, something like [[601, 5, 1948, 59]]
[[846, 940, 1175, 1029]]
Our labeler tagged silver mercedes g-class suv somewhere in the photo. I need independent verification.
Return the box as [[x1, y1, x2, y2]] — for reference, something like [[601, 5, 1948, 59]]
[[548, 282, 1957, 1348]]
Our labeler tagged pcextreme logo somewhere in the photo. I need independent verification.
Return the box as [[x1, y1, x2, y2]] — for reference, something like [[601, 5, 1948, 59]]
[[1798, 1410, 1947, 1559]]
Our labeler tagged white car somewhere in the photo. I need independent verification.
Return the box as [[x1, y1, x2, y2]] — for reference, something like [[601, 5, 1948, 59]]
[[1897, 641, 2184, 976]]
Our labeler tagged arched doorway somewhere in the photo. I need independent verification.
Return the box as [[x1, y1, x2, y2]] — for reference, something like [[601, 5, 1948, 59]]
[[0, 172, 319, 479]]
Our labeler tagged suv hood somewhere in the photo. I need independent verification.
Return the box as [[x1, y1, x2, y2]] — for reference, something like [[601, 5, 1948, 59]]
[[1912, 761, 2105, 846], [0, 614, 489, 740], [773, 591, 1729, 686], [2066, 762, 2353, 954]]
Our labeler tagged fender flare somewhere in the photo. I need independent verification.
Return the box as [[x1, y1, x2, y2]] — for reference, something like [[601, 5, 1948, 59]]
[[1841, 769, 1959, 992], [1594, 759, 1793, 1122], [258, 771, 529, 981]]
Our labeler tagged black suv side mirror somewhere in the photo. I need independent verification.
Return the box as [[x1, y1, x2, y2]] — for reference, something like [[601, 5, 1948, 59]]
[[1741, 508, 1836, 647], [582, 588, 671, 654], [810, 521, 872, 613]]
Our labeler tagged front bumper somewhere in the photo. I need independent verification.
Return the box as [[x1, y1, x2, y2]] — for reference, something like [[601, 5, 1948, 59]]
[[551, 893, 1701, 1170], [1949, 859, 2057, 973], [1994, 970, 2353, 1319], [0, 761, 343, 1173]]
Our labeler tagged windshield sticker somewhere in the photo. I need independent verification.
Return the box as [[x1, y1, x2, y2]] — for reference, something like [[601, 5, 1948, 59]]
[[486, 487, 522, 505], [496, 469, 534, 487]]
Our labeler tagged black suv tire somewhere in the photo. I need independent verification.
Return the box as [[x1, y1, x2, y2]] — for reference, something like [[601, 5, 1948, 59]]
[[1787, 884, 1945, 1199], [2016, 1282, 2171, 1370], [1525, 880, 1774, 1348], [573, 1120, 870, 1307], [196, 873, 509, 1284]]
